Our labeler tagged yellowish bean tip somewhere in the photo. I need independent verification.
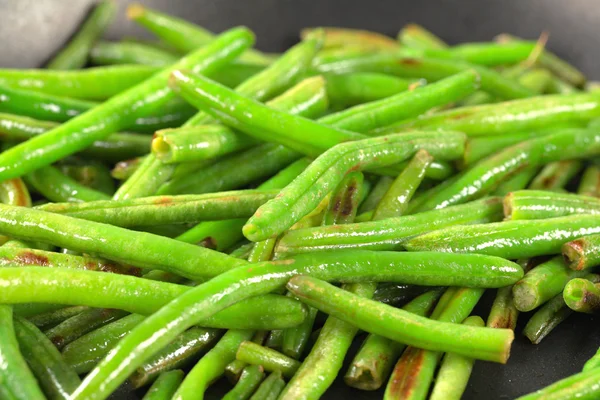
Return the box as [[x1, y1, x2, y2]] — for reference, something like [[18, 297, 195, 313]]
[[168, 70, 188, 91], [500, 329, 514, 364], [126, 3, 146, 20], [151, 135, 171, 161], [502, 192, 514, 220]]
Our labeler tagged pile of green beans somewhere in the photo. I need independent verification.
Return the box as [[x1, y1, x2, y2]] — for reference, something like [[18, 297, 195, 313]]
[[1, 3, 600, 399]]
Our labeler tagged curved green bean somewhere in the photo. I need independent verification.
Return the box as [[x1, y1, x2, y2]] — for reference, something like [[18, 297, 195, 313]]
[[47, 0, 116, 70], [0, 27, 253, 181], [583, 347, 600, 372], [516, 368, 600, 400], [13, 316, 81, 399]]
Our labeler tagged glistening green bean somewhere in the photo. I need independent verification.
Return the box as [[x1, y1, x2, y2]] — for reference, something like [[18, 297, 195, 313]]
[[0, 27, 253, 181], [324, 73, 412, 108], [236, 341, 301, 378], [583, 348, 600, 372], [25, 166, 111, 203], [504, 190, 600, 220], [563, 233, 600, 270], [516, 367, 600, 400]]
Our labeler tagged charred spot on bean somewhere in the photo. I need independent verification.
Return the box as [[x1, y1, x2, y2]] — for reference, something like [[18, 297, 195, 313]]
[[15, 251, 50, 266], [198, 236, 217, 250], [398, 58, 421, 66]]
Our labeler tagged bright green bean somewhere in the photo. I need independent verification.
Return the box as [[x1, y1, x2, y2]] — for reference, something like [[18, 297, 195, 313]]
[[415, 128, 600, 211], [563, 278, 600, 314], [0, 305, 46, 400], [325, 73, 412, 108], [492, 166, 540, 196], [0, 28, 253, 181], [142, 370, 185, 400], [244, 130, 465, 241], [583, 347, 600, 372], [505, 190, 600, 220], [222, 365, 264, 400], [25, 166, 111, 203], [449, 41, 537, 66], [276, 197, 503, 254], [236, 341, 300, 377], [516, 368, 600, 400], [90, 40, 178, 67], [47, 0, 116, 70], [13, 317, 81, 400]]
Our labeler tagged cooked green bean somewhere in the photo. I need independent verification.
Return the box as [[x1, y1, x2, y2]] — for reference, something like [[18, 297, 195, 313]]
[[37, 189, 278, 227], [384, 287, 484, 400], [25, 166, 111, 203], [236, 341, 300, 377], [523, 293, 573, 345], [71, 251, 520, 398], [505, 190, 600, 220], [414, 128, 600, 211], [0, 113, 152, 162], [27, 306, 88, 331], [492, 166, 540, 197], [583, 348, 600, 372], [171, 330, 253, 398], [47, 0, 116, 70], [0, 65, 157, 100], [358, 176, 394, 214], [517, 367, 600, 400], [142, 370, 185, 400], [288, 277, 511, 362], [127, 3, 271, 64], [325, 73, 412, 108], [563, 278, 600, 313], [397, 24, 448, 49], [429, 315, 484, 400], [0, 203, 248, 280], [45, 308, 129, 350], [344, 289, 442, 390], [90, 40, 178, 67], [303, 27, 399, 50], [0, 306, 46, 400], [222, 365, 264, 400], [378, 93, 600, 136], [58, 162, 115, 195], [0, 84, 97, 122], [0, 27, 253, 181], [250, 371, 285, 400], [529, 160, 583, 190], [321, 171, 364, 225], [578, 166, 600, 197], [243, 131, 465, 241], [13, 316, 81, 399], [563, 233, 600, 270], [111, 157, 143, 180], [276, 197, 503, 254]]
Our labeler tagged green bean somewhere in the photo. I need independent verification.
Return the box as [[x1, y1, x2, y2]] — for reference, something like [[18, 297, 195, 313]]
[[563, 233, 600, 270], [510, 256, 589, 312], [45, 308, 129, 350], [0, 84, 97, 122], [516, 367, 600, 400], [583, 348, 600, 372], [523, 293, 572, 344], [384, 288, 484, 400], [244, 131, 465, 241], [71, 250, 520, 399], [276, 197, 503, 254], [302, 27, 399, 50], [320, 171, 364, 225], [124, 98, 197, 134], [142, 370, 185, 400], [170, 330, 253, 398], [90, 40, 178, 67], [13, 317, 81, 399], [111, 157, 143, 180], [0, 177, 31, 207], [0, 113, 152, 162], [37, 189, 278, 227], [314, 53, 534, 99], [529, 160, 583, 190], [492, 166, 540, 197], [505, 190, 600, 220], [414, 128, 600, 211], [578, 166, 600, 197], [496, 34, 586, 87], [127, 3, 271, 64], [397, 24, 448, 50], [25, 166, 111, 203], [223, 365, 264, 400], [0, 65, 157, 100], [47, 0, 116, 69], [344, 289, 442, 391], [0, 306, 45, 400], [0, 246, 141, 275], [0, 268, 309, 329], [58, 162, 115, 195], [0, 28, 253, 182], [0, 203, 248, 280], [325, 73, 412, 108], [378, 93, 600, 136], [152, 76, 327, 164], [563, 278, 600, 313], [487, 260, 532, 330], [250, 371, 285, 400], [450, 41, 537, 66], [358, 176, 394, 214], [157, 144, 299, 196], [27, 306, 87, 331], [132, 330, 223, 389], [209, 62, 266, 88], [372, 150, 432, 220], [236, 341, 300, 378], [318, 70, 480, 133], [288, 277, 511, 363], [519, 68, 553, 93], [428, 315, 484, 400], [371, 284, 432, 306], [117, 39, 323, 201]]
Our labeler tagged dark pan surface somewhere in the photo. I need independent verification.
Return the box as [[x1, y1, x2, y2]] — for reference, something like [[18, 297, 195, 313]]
[[1, 0, 599, 398]]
